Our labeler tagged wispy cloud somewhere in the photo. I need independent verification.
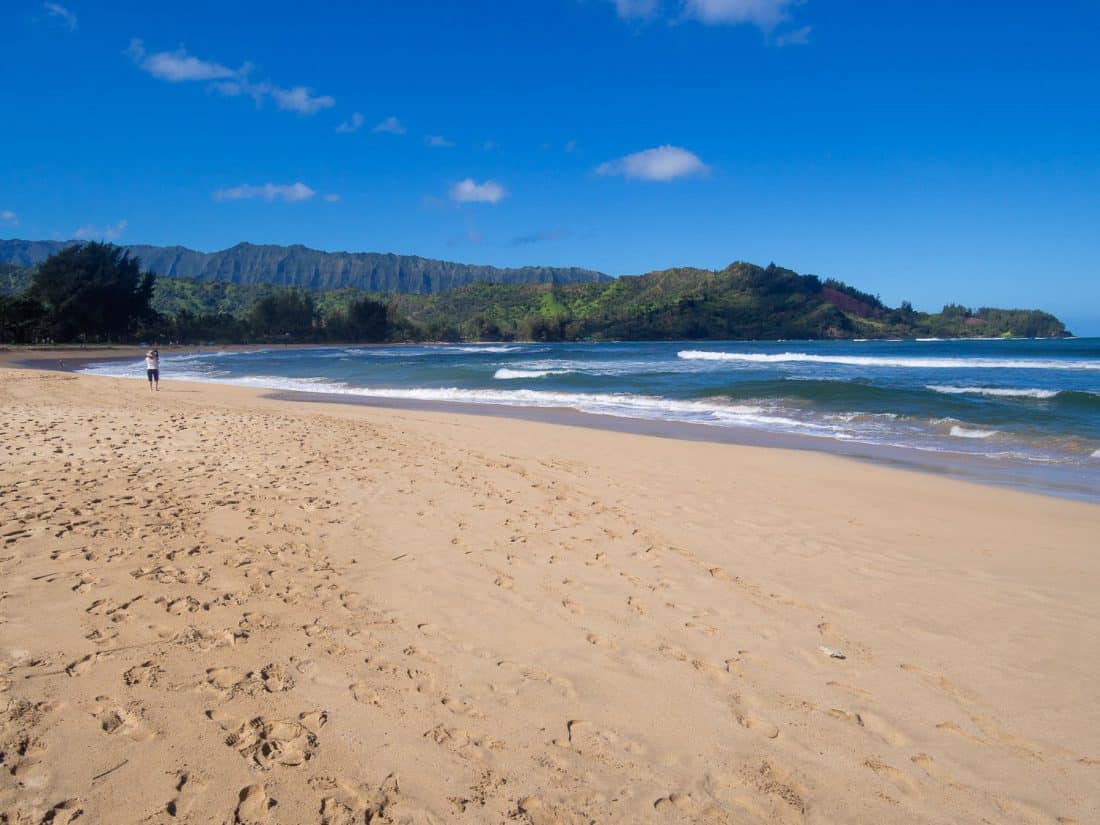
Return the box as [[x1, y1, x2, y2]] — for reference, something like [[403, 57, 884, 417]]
[[1, 210, 18, 225], [127, 39, 235, 82], [323, 193, 342, 203], [511, 229, 564, 246], [268, 85, 335, 115], [612, 0, 660, 19], [373, 116, 406, 135], [607, 0, 806, 37], [74, 219, 127, 240], [209, 77, 333, 114], [425, 135, 455, 148], [449, 179, 507, 204], [683, 0, 797, 29], [127, 39, 334, 115], [774, 24, 811, 46], [43, 2, 77, 31], [213, 182, 316, 203], [596, 145, 709, 181], [336, 112, 364, 133]]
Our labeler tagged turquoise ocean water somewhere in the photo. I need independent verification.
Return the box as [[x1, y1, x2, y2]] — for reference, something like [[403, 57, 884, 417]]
[[83, 338, 1100, 501]]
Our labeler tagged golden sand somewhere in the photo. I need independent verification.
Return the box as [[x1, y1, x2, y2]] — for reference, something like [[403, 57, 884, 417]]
[[0, 363, 1097, 823]]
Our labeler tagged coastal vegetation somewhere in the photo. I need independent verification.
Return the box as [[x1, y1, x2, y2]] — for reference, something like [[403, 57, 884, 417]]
[[0, 243, 1069, 344]]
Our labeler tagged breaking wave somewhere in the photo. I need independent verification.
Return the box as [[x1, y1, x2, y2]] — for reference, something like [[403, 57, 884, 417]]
[[678, 351, 1100, 370]]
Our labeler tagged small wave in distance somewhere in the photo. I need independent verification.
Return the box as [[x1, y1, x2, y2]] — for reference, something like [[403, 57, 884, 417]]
[[678, 350, 1100, 370], [926, 385, 1060, 399]]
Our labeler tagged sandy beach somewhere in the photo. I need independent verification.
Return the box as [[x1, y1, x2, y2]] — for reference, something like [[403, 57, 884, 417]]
[[1, 361, 1097, 824]]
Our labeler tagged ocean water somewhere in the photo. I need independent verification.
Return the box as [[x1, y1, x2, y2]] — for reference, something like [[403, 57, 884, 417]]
[[82, 338, 1100, 501]]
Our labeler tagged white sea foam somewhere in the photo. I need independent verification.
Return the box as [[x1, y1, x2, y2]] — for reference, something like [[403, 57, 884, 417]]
[[79, 363, 841, 434], [949, 425, 999, 439], [926, 385, 1060, 399], [1092, 449, 1100, 458], [338, 344, 526, 358], [452, 345, 522, 353], [678, 351, 1100, 370], [493, 368, 571, 380]]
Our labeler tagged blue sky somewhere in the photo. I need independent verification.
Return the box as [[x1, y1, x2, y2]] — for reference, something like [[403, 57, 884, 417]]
[[2, 1, 1098, 332]]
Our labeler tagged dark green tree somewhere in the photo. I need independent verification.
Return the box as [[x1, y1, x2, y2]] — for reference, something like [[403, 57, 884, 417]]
[[463, 312, 505, 341], [0, 294, 46, 343], [341, 296, 390, 341], [28, 242, 156, 341], [248, 288, 317, 338]]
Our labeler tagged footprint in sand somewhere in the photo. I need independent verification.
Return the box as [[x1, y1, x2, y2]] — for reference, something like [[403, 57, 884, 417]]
[[235, 784, 275, 825], [258, 662, 295, 693], [864, 758, 921, 796], [39, 799, 84, 824], [85, 627, 119, 645], [66, 651, 104, 677], [517, 795, 589, 825], [215, 712, 321, 769], [124, 660, 164, 687], [746, 760, 808, 816], [312, 773, 431, 825], [735, 710, 780, 740], [441, 695, 484, 718], [349, 681, 382, 706], [92, 698, 155, 741], [10, 758, 52, 791], [854, 710, 910, 747], [561, 597, 583, 615], [167, 772, 207, 817], [585, 633, 617, 650]]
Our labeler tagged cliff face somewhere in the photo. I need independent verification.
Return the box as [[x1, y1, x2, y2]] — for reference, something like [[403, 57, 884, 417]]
[[0, 239, 610, 294]]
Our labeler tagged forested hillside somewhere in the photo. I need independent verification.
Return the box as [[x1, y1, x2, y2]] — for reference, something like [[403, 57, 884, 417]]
[[0, 247, 1069, 344]]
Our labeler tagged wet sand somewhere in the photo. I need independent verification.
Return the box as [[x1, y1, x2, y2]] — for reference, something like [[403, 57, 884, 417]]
[[0, 364, 1097, 824]]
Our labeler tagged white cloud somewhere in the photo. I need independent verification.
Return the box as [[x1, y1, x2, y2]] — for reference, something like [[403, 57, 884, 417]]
[[336, 112, 364, 133], [612, 0, 660, 18], [43, 2, 77, 31], [774, 24, 811, 46], [127, 39, 334, 115], [425, 135, 455, 148], [373, 116, 406, 135], [269, 85, 335, 115], [607, 0, 803, 34], [213, 182, 316, 203], [596, 145, 709, 181], [1, 210, 17, 224], [127, 39, 236, 82], [683, 0, 796, 30], [74, 219, 127, 240], [449, 179, 507, 204]]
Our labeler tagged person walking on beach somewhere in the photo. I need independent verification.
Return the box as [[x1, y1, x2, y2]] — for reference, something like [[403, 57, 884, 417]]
[[145, 349, 160, 391]]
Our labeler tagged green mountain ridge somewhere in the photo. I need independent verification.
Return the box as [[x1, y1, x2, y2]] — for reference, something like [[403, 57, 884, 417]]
[[0, 248, 1069, 343], [0, 238, 610, 293], [380, 262, 1069, 340]]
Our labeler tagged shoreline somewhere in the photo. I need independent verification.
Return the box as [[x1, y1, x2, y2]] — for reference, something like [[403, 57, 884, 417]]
[[271, 388, 1100, 504], [11, 346, 1092, 504]]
